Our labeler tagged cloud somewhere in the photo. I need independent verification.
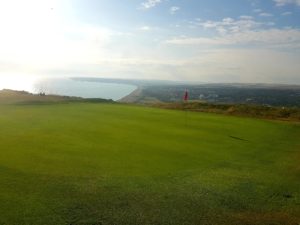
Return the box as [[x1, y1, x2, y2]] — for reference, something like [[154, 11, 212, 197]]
[[166, 37, 229, 45], [253, 8, 262, 13], [139, 26, 151, 31], [259, 12, 273, 17], [274, 0, 300, 6], [281, 11, 292, 15], [179, 49, 300, 84], [170, 6, 180, 14], [0, 0, 298, 84], [94, 49, 300, 84], [166, 16, 300, 50], [240, 15, 253, 20], [140, 0, 162, 9], [194, 17, 265, 35], [165, 28, 300, 49]]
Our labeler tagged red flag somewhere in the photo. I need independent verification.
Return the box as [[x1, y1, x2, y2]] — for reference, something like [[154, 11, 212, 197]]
[[183, 89, 189, 101]]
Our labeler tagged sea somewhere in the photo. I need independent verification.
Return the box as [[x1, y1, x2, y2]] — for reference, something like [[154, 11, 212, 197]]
[[0, 76, 137, 101]]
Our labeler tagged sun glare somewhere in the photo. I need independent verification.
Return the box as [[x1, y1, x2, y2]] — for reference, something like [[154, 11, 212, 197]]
[[0, 75, 37, 93], [0, 0, 66, 65]]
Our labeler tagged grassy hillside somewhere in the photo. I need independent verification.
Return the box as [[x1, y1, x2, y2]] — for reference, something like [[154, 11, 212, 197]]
[[0, 89, 113, 105], [0, 102, 299, 224]]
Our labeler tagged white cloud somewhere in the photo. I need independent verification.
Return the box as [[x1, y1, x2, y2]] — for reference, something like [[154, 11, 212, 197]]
[[240, 15, 253, 20], [176, 49, 300, 83], [140, 26, 151, 31], [165, 28, 300, 49], [222, 17, 235, 24], [281, 11, 292, 15], [68, 41, 292, 83], [166, 37, 229, 45], [94, 49, 300, 84], [140, 0, 162, 9], [259, 12, 273, 17], [0, 0, 298, 84], [274, 0, 300, 6], [170, 6, 180, 14], [253, 8, 262, 13], [196, 17, 264, 35]]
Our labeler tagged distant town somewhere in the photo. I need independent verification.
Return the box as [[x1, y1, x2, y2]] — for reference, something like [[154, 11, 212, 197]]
[[73, 78, 300, 107]]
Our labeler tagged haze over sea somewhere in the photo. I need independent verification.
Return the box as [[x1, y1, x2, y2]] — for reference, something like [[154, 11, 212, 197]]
[[0, 76, 137, 101]]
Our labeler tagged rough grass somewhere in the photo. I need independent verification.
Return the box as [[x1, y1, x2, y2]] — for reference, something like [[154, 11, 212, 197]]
[[0, 102, 299, 225], [152, 102, 300, 122]]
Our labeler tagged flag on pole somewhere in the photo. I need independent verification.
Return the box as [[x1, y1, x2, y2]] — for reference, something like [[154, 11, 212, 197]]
[[183, 89, 189, 101]]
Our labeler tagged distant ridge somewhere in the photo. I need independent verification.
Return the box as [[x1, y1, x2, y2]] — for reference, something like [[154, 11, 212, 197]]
[[71, 77, 300, 89]]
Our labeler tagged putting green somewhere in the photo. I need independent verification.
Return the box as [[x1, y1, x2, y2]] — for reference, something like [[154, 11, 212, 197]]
[[0, 103, 299, 224]]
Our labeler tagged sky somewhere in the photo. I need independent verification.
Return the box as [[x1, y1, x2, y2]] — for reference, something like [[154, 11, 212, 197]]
[[0, 0, 300, 84]]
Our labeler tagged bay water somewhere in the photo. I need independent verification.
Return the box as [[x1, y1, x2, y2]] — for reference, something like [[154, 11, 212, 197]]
[[0, 77, 137, 101]]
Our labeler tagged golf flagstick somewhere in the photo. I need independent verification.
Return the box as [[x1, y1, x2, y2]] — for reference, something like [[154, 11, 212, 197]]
[[183, 89, 189, 126]]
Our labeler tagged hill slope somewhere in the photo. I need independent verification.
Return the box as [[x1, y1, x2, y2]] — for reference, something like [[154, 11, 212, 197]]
[[0, 102, 299, 225]]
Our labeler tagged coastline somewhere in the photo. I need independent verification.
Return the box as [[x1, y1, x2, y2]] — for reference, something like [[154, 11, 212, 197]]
[[118, 87, 142, 103], [33, 78, 138, 101]]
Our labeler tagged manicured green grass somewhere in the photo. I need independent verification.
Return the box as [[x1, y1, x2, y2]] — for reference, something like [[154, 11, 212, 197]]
[[0, 103, 299, 225]]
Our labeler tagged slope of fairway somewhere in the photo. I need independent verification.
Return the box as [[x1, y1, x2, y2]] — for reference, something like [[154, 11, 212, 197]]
[[0, 103, 299, 225]]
